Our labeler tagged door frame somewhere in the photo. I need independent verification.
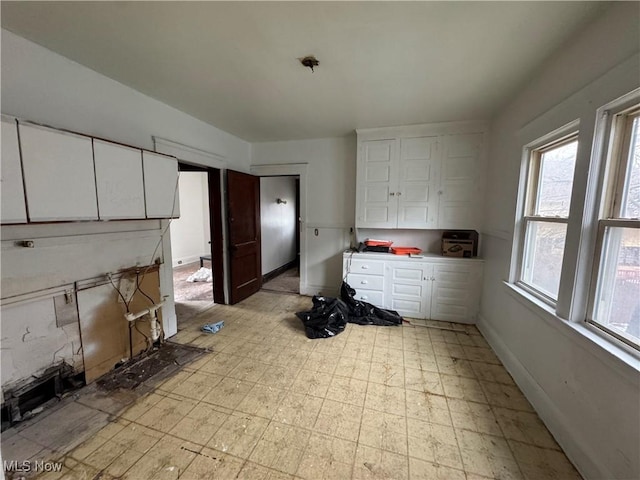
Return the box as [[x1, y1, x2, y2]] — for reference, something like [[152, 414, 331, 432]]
[[177, 163, 225, 305], [250, 163, 308, 295], [154, 137, 229, 306]]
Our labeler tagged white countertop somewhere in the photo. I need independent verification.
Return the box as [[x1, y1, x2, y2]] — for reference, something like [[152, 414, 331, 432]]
[[343, 250, 484, 263]]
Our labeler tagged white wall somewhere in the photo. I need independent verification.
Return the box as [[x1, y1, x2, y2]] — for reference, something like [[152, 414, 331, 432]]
[[252, 136, 356, 295], [260, 177, 297, 274], [0, 30, 250, 392], [170, 172, 210, 267], [479, 4, 640, 479]]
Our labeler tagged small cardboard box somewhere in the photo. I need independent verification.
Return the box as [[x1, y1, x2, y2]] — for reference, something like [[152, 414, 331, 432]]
[[442, 239, 474, 258]]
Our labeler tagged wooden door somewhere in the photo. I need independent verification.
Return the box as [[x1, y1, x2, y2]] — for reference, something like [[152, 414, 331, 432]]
[[227, 170, 262, 304]]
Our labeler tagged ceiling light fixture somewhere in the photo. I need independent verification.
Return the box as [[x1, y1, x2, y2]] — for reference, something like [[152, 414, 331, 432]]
[[300, 56, 319, 72]]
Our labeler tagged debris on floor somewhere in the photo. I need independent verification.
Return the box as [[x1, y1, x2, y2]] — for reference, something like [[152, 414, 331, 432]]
[[201, 320, 224, 334], [296, 281, 403, 339], [186, 266, 213, 283], [96, 342, 207, 391]]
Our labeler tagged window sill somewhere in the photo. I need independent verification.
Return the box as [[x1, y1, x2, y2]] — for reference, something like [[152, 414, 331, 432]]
[[502, 281, 640, 380]]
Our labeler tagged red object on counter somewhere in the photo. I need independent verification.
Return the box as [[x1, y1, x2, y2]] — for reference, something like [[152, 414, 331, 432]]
[[390, 247, 422, 255], [364, 239, 393, 247]]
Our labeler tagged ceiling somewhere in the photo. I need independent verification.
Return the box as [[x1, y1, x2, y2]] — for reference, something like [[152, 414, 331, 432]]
[[1, 2, 607, 142]]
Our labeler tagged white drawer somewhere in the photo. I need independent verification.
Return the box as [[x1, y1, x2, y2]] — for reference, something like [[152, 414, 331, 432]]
[[352, 289, 384, 306], [346, 273, 384, 292], [349, 259, 384, 276]]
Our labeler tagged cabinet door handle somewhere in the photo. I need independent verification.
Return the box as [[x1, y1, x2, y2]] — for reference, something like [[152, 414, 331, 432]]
[[361, 265, 369, 269], [361, 280, 368, 284], [431, 276, 436, 281], [360, 295, 368, 300], [389, 192, 395, 196], [397, 192, 402, 196]]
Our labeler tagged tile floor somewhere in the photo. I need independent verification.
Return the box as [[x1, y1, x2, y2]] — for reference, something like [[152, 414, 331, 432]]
[[4, 291, 582, 479]]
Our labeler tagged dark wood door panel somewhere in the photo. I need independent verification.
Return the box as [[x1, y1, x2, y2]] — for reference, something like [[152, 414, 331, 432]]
[[227, 170, 261, 304]]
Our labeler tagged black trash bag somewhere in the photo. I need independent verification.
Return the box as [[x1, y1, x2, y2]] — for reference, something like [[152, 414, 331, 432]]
[[340, 282, 403, 326], [296, 295, 348, 339]]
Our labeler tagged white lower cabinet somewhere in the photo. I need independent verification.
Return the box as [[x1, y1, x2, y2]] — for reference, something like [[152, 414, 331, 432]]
[[344, 257, 385, 305], [386, 261, 431, 318], [343, 252, 483, 324]]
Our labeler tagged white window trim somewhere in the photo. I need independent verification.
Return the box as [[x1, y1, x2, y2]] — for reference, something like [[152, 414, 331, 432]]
[[583, 89, 640, 351], [510, 119, 580, 305]]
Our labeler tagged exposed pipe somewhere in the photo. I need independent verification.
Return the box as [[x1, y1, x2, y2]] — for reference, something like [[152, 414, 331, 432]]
[[124, 301, 165, 343]]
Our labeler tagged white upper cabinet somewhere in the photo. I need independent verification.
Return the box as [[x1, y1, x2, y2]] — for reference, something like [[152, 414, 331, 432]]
[[93, 140, 145, 220], [1, 117, 28, 224], [397, 136, 439, 228], [19, 123, 98, 222], [142, 151, 180, 218], [357, 139, 398, 228], [438, 133, 484, 229], [355, 122, 486, 230]]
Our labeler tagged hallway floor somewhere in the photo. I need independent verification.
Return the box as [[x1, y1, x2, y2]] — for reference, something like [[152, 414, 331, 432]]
[[262, 267, 299, 294], [2, 291, 581, 480]]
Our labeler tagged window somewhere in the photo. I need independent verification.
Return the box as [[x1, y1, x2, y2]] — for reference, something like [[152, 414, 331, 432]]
[[515, 129, 579, 303], [589, 104, 640, 349]]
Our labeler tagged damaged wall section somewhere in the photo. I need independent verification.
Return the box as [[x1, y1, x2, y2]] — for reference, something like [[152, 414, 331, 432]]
[[0, 221, 167, 401]]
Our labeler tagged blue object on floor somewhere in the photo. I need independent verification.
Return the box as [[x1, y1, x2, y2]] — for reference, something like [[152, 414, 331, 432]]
[[201, 321, 224, 334]]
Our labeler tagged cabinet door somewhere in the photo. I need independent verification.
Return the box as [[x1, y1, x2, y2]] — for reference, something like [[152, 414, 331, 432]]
[[94, 140, 145, 220], [397, 136, 440, 228], [1, 117, 27, 224], [430, 263, 482, 324], [19, 123, 98, 222], [356, 139, 398, 228], [385, 261, 431, 319], [438, 133, 483, 229], [143, 151, 180, 218]]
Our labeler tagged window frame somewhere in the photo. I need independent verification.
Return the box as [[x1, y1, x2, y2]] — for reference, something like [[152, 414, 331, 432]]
[[586, 102, 640, 351], [512, 122, 580, 306]]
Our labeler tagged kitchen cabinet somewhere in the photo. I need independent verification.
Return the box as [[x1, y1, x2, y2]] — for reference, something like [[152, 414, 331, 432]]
[[385, 260, 431, 318], [438, 133, 484, 228], [94, 139, 146, 220], [355, 122, 486, 230], [343, 252, 483, 324], [344, 256, 386, 305], [142, 151, 180, 218], [19, 122, 98, 222], [1, 116, 27, 224]]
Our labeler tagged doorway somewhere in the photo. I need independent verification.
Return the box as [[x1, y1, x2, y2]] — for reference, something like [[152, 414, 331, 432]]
[[259, 176, 300, 294], [171, 164, 224, 322]]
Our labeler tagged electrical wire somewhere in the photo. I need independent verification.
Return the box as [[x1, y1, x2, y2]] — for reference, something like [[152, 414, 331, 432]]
[[135, 270, 156, 305], [126, 169, 181, 312], [133, 318, 152, 352], [108, 273, 130, 312], [343, 250, 355, 282]]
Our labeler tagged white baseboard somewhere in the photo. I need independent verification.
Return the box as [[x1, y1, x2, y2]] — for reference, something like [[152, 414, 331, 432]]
[[477, 315, 612, 480], [172, 255, 203, 268]]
